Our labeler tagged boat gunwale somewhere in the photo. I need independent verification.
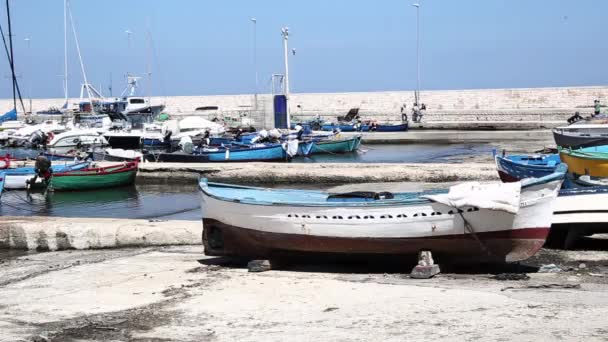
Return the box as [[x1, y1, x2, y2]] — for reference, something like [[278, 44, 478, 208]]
[[52, 162, 138, 177]]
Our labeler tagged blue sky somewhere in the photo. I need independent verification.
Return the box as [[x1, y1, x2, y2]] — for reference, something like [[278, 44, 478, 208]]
[[1, 0, 607, 98]]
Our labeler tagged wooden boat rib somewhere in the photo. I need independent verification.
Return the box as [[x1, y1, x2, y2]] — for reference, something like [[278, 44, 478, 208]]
[[50, 162, 138, 191], [199, 166, 565, 263]]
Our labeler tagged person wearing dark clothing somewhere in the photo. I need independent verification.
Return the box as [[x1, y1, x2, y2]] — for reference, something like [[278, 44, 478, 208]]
[[235, 128, 244, 141], [27, 153, 52, 189], [567, 111, 583, 124]]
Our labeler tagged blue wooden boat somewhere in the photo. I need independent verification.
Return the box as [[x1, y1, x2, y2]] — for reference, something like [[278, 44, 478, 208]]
[[142, 138, 170, 148], [206, 144, 287, 162], [310, 136, 362, 155], [145, 144, 288, 163], [320, 123, 409, 132], [494, 152, 562, 182], [376, 123, 409, 132]]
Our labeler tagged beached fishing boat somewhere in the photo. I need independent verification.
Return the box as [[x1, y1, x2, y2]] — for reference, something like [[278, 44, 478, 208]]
[[494, 152, 561, 182], [559, 145, 608, 177], [309, 135, 362, 155], [199, 165, 565, 263], [3, 161, 90, 190], [553, 124, 608, 149], [50, 162, 138, 191]]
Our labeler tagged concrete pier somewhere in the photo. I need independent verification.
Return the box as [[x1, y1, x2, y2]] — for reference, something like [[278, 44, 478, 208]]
[[0, 217, 200, 251], [136, 161, 499, 184]]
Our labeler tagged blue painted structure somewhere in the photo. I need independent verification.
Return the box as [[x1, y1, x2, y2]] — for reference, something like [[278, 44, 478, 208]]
[[274, 95, 288, 129], [203, 144, 287, 162]]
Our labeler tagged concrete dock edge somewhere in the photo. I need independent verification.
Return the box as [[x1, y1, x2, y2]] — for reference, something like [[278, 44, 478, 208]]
[[0, 217, 201, 251]]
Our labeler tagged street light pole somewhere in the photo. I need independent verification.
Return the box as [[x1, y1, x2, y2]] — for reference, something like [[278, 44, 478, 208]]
[[281, 27, 291, 129], [251, 18, 258, 110], [412, 3, 420, 105]]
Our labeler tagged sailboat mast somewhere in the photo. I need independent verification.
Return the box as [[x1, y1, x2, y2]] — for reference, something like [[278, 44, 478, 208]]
[[63, 0, 68, 104], [5, 0, 16, 111]]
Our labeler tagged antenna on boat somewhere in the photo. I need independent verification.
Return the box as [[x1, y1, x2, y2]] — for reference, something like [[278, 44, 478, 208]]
[[63, 0, 68, 108], [67, 0, 96, 113], [145, 18, 153, 109]]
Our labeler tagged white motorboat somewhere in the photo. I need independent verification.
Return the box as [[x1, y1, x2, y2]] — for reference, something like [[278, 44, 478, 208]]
[[47, 128, 108, 149]]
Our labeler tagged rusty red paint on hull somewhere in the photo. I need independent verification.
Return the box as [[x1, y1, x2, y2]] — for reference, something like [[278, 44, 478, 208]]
[[202, 219, 549, 263], [498, 170, 521, 183]]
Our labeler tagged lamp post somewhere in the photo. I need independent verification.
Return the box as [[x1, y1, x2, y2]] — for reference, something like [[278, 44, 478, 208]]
[[251, 18, 258, 110], [281, 27, 290, 129], [412, 3, 420, 105]]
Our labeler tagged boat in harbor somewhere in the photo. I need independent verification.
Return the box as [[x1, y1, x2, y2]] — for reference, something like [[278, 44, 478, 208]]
[[553, 124, 608, 148], [3, 161, 90, 190], [309, 135, 362, 154], [90, 148, 143, 162], [199, 165, 565, 263], [558, 145, 608, 177], [145, 143, 291, 163], [46, 129, 108, 149], [494, 152, 561, 182], [50, 162, 138, 191], [321, 122, 408, 132]]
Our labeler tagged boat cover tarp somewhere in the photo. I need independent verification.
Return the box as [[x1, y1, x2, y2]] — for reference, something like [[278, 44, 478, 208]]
[[422, 181, 521, 214], [0, 109, 17, 123]]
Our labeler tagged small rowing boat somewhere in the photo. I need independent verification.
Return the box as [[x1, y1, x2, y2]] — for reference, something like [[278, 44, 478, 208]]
[[199, 165, 565, 263], [3, 162, 91, 190], [309, 135, 362, 154], [494, 152, 561, 182], [558, 145, 608, 177], [50, 162, 138, 191]]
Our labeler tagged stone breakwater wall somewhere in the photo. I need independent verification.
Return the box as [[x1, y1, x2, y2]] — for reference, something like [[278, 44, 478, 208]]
[[3, 85, 608, 124]]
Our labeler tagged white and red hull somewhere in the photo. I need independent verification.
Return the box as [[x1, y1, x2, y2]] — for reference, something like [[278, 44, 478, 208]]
[[200, 181, 561, 262]]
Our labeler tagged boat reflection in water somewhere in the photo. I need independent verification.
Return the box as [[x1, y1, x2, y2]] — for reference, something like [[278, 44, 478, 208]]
[[0, 184, 200, 220]]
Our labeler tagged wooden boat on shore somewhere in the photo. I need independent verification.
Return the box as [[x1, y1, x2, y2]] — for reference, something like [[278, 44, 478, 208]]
[[553, 124, 608, 149], [494, 152, 561, 182], [50, 162, 138, 191], [309, 135, 362, 155], [559, 146, 608, 177], [3, 162, 90, 190], [199, 165, 565, 263]]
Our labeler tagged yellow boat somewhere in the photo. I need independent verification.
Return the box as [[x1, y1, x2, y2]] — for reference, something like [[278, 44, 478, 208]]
[[559, 146, 608, 177]]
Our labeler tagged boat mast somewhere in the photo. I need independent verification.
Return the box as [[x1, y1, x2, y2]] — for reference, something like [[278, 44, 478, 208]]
[[67, 0, 94, 113], [63, 0, 68, 106], [4, 0, 24, 113], [6, 0, 15, 111]]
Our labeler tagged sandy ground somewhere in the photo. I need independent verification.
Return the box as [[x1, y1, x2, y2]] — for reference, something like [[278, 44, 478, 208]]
[[1, 236, 608, 342]]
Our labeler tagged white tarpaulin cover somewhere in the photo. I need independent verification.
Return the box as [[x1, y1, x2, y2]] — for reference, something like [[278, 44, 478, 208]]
[[422, 181, 522, 214]]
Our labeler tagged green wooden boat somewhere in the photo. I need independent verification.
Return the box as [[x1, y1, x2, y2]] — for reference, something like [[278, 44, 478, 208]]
[[50, 162, 138, 191], [310, 135, 362, 155]]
